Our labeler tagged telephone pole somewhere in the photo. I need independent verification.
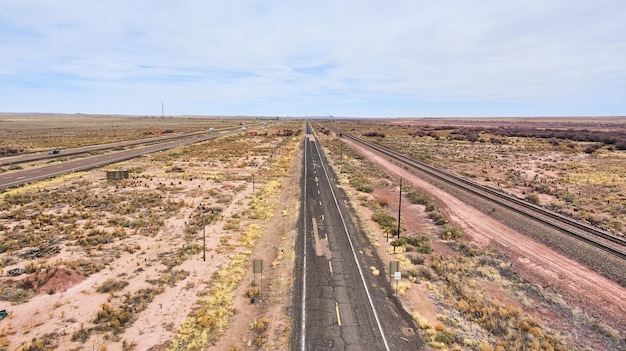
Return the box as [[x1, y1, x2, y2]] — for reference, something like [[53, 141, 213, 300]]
[[397, 178, 402, 239]]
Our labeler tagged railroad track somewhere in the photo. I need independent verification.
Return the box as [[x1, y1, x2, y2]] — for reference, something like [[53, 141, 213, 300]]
[[320, 123, 626, 261]]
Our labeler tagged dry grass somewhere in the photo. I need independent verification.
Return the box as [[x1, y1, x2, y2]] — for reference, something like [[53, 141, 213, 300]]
[[331, 119, 626, 237], [166, 132, 300, 350], [0, 117, 302, 349], [318, 123, 625, 351], [0, 114, 253, 152]]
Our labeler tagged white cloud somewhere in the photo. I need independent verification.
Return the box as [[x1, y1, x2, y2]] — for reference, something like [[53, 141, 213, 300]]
[[0, 0, 625, 116]]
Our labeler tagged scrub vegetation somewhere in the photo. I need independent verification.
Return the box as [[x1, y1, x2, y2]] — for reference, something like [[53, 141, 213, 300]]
[[319, 119, 625, 351], [0, 115, 301, 350]]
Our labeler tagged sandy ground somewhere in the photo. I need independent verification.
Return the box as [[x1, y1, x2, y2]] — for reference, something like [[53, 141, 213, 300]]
[[339, 137, 626, 341], [3, 126, 625, 350], [205, 145, 301, 351], [1, 176, 258, 350], [0, 133, 301, 351]]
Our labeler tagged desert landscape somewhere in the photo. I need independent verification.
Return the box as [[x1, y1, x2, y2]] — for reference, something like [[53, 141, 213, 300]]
[[0, 115, 301, 350], [317, 117, 626, 350], [0, 115, 625, 350]]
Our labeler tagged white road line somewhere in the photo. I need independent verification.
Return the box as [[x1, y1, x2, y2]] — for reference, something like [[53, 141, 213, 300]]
[[300, 135, 308, 351]]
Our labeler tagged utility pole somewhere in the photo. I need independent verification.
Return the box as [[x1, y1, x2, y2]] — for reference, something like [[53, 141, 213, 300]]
[[397, 178, 402, 239], [340, 141, 343, 164], [161, 102, 164, 118], [203, 218, 206, 261]]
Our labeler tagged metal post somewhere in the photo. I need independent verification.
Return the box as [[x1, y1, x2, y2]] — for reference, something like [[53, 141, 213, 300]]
[[340, 141, 343, 164], [397, 178, 402, 239], [203, 220, 206, 261], [396, 278, 399, 299]]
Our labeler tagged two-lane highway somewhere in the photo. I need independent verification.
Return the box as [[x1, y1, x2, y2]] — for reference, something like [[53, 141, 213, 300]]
[[292, 122, 423, 350]]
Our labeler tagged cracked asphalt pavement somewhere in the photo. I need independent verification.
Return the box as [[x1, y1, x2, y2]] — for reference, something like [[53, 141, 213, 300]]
[[291, 123, 424, 351]]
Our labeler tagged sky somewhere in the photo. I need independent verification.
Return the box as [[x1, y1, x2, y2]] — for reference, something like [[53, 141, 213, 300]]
[[1, 1, 625, 117]]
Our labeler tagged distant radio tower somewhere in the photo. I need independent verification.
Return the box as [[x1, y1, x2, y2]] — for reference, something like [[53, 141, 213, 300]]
[[161, 102, 164, 118]]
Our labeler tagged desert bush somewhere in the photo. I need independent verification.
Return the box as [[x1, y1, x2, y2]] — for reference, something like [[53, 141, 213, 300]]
[[456, 243, 481, 257], [406, 191, 432, 205], [371, 209, 397, 233], [0, 286, 34, 303], [17, 336, 56, 350], [391, 237, 431, 253], [122, 340, 137, 351], [71, 324, 90, 343], [148, 269, 190, 287], [525, 193, 540, 205], [349, 176, 374, 193], [362, 131, 385, 138], [407, 254, 425, 265], [434, 330, 455, 345], [427, 209, 448, 225], [429, 252, 571, 350], [584, 143, 602, 154], [223, 219, 241, 231], [96, 279, 129, 293], [440, 224, 462, 240], [373, 195, 389, 207], [249, 317, 270, 332]]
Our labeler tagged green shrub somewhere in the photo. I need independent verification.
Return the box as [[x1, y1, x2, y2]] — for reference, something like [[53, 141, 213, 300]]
[[97, 279, 129, 293], [371, 210, 397, 230], [407, 236, 432, 253], [350, 176, 374, 193], [408, 254, 425, 265], [525, 193, 540, 205], [427, 209, 448, 225], [406, 191, 431, 205], [440, 224, 462, 240], [434, 330, 455, 345]]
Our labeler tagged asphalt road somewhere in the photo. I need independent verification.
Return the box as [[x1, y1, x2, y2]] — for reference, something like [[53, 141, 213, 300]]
[[292, 123, 423, 350], [0, 126, 241, 167], [0, 131, 230, 190]]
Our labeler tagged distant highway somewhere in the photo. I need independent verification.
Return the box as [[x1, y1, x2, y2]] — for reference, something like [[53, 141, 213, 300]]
[[0, 126, 240, 167], [0, 129, 238, 190]]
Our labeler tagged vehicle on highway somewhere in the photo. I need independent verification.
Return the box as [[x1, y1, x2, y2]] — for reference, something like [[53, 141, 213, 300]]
[[48, 149, 60, 155]]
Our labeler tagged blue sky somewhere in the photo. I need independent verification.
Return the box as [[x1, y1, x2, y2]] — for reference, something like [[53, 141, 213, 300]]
[[1, 1, 625, 117]]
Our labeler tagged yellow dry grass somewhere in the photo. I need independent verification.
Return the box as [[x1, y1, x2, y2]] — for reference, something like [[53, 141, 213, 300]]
[[1, 172, 87, 197], [166, 131, 301, 350]]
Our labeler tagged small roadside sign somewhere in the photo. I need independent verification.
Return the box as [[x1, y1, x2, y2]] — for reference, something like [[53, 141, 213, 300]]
[[253, 259, 263, 273], [252, 259, 264, 299], [389, 261, 400, 274], [394, 271, 401, 280]]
